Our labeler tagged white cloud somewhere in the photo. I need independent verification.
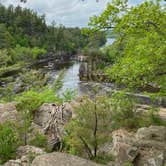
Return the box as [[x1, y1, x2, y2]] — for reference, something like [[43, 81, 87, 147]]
[[1, 0, 143, 27]]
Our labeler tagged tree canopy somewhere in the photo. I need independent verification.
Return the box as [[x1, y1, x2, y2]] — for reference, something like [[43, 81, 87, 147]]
[[86, 0, 166, 94]]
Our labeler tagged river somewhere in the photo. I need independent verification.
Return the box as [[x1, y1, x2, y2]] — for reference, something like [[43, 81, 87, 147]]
[[57, 38, 116, 97], [57, 62, 117, 97], [47, 38, 116, 97]]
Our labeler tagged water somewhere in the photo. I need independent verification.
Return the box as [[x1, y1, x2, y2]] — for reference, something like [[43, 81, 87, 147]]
[[59, 62, 81, 96], [58, 62, 117, 97], [53, 39, 116, 96], [105, 38, 115, 47]]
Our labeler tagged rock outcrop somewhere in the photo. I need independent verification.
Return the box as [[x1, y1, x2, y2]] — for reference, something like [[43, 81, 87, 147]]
[[32, 103, 72, 150], [0, 102, 18, 123], [3, 146, 45, 166], [32, 152, 104, 166], [16, 145, 45, 158], [109, 126, 166, 166]]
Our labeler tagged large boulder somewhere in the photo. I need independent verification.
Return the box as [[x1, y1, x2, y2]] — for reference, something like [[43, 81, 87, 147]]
[[111, 129, 138, 164], [134, 148, 166, 166], [0, 102, 18, 123], [33, 103, 72, 150], [109, 126, 166, 166], [16, 145, 45, 158], [3, 146, 45, 166], [136, 126, 166, 142], [3, 160, 21, 166], [32, 152, 104, 166]]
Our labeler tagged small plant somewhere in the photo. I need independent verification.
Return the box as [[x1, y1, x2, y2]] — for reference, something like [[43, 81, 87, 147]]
[[0, 122, 19, 164], [27, 152, 37, 163], [62, 89, 77, 102], [64, 96, 113, 160], [29, 133, 47, 148], [93, 153, 114, 164], [110, 91, 141, 129], [123, 162, 134, 166], [16, 88, 61, 115]]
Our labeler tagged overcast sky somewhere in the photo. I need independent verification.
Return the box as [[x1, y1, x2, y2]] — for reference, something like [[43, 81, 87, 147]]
[[1, 0, 143, 27]]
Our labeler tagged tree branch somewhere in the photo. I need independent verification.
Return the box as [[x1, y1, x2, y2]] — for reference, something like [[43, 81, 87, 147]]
[[79, 136, 93, 159]]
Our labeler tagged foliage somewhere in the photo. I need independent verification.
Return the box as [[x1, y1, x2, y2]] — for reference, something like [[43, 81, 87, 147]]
[[16, 69, 48, 93], [123, 162, 134, 166], [8, 45, 47, 64], [0, 24, 15, 49], [15, 88, 61, 144], [0, 49, 11, 67], [64, 96, 113, 161], [16, 88, 61, 114], [110, 91, 140, 129], [0, 4, 104, 54], [109, 91, 164, 129], [52, 69, 65, 92], [29, 133, 47, 148], [17, 108, 32, 145], [64, 91, 164, 163], [93, 153, 115, 164], [0, 122, 19, 164], [62, 89, 77, 102], [87, 0, 166, 94]]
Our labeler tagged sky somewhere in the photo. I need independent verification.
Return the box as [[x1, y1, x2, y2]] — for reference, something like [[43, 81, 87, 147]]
[[1, 0, 143, 27]]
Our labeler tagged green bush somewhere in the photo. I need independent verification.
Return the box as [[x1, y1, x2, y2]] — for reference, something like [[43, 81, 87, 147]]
[[0, 122, 18, 164], [64, 96, 113, 160], [29, 133, 47, 148], [123, 162, 134, 166], [110, 91, 142, 129], [109, 91, 164, 129], [93, 153, 114, 164], [16, 88, 61, 114], [9, 45, 47, 64]]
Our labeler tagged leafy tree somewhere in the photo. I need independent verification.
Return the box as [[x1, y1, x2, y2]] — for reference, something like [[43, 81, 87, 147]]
[[86, 0, 166, 94], [64, 96, 112, 160], [0, 49, 11, 67], [0, 24, 15, 49]]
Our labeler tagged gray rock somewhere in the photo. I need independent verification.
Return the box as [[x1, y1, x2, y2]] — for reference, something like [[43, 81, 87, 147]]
[[148, 153, 164, 166], [33, 103, 72, 150], [0, 102, 18, 123], [136, 126, 166, 142], [16, 145, 45, 159], [134, 148, 166, 166], [32, 152, 104, 166], [3, 160, 21, 166], [111, 130, 138, 163]]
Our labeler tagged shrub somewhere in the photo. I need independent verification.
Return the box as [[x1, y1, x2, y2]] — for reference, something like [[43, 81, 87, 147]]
[[64, 96, 113, 161], [110, 91, 141, 129], [29, 133, 47, 148], [0, 122, 18, 164], [16, 88, 61, 115], [123, 162, 134, 166]]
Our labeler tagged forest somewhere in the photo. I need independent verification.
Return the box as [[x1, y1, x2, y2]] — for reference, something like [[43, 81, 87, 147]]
[[0, 0, 166, 166]]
